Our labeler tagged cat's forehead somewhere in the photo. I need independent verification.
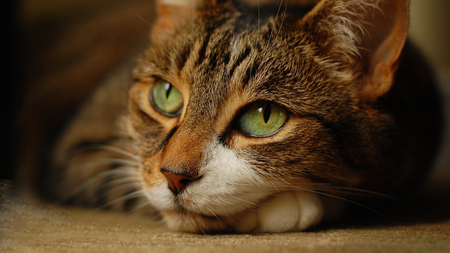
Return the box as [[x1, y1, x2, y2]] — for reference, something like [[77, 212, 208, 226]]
[[135, 1, 346, 121], [147, 4, 319, 89]]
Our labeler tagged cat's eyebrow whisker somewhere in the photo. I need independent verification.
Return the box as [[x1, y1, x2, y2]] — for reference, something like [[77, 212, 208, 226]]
[[190, 0, 195, 37], [248, 0, 261, 83], [257, 0, 287, 72], [268, 0, 288, 58], [257, 0, 283, 69], [129, 9, 155, 30]]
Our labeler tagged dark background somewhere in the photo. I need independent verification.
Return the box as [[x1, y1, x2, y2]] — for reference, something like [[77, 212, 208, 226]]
[[2, 0, 156, 183], [3, 0, 19, 180]]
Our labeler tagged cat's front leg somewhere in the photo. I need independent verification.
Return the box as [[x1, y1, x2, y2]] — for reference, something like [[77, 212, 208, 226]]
[[234, 190, 344, 233]]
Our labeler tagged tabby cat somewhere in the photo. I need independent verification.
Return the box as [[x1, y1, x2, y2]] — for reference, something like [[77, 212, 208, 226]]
[[35, 0, 442, 233]]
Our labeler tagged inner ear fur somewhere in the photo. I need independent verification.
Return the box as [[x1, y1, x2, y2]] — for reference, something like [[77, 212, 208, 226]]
[[303, 0, 410, 101]]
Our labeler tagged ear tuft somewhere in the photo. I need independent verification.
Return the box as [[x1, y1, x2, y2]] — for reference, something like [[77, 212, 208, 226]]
[[305, 0, 410, 100], [322, 0, 385, 60]]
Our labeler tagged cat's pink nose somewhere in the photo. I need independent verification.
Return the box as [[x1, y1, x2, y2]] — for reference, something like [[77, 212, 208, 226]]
[[161, 170, 197, 194]]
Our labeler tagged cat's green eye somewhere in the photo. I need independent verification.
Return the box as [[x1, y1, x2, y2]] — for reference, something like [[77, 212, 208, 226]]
[[239, 101, 288, 137], [150, 79, 183, 116]]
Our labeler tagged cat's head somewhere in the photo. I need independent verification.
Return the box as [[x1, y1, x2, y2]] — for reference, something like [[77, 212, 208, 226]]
[[126, 0, 410, 232]]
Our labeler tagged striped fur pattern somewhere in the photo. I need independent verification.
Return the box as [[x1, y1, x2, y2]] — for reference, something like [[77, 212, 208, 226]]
[[42, 0, 442, 233]]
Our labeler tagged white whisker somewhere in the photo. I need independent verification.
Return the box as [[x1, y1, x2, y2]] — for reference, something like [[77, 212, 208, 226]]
[[91, 144, 139, 161], [205, 206, 219, 219], [228, 195, 258, 206], [63, 166, 140, 199], [130, 199, 155, 213], [129, 9, 155, 30], [283, 186, 394, 221], [63, 159, 143, 178], [257, 0, 286, 71], [97, 189, 147, 210]]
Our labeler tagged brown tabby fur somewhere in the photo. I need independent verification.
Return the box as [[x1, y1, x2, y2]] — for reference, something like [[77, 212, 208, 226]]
[[24, 0, 442, 232]]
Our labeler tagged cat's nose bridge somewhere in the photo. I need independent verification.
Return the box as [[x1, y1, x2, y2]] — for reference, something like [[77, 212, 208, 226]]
[[159, 126, 211, 192], [161, 131, 208, 168]]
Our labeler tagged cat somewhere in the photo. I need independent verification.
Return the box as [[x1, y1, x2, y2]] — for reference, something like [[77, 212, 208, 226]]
[[30, 0, 442, 233]]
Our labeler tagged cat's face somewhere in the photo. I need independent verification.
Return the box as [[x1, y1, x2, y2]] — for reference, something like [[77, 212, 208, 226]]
[[125, 0, 411, 232]]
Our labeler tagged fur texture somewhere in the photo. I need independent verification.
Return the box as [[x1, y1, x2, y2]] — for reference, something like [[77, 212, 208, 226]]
[[29, 0, 442, 233]]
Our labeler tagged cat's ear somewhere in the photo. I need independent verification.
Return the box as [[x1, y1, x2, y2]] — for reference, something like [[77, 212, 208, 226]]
[[303, 0, 410, 100]]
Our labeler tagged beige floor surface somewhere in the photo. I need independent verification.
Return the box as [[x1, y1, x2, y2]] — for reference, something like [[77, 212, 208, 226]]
[[1, 181, 450, 253]]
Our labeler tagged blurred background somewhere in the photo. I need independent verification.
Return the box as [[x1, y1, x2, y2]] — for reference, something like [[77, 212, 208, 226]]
[[409, 0, 450, 186], [2, 0, 450, 186], [410, 0, 450, 85]]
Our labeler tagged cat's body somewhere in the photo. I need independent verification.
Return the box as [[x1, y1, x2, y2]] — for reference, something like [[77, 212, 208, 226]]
[[29, 0, 442, 233]]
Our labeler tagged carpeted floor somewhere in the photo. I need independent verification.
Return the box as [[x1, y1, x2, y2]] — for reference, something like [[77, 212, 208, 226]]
[[1, 180, 450, 253], [4, 0, 449, 252]]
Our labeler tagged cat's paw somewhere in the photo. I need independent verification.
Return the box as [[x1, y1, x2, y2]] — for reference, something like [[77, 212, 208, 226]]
[[234, 190, 324, 233]]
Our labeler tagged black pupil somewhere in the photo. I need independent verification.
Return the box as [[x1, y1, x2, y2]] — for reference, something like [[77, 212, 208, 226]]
[[263, 103, 271, 124], [165, 83, 172, 99]]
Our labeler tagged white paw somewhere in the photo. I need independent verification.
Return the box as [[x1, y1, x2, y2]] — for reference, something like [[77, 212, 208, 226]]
[[294, 190, 324, 230], [233, 190, 325, 233], [257, 191, 301, 232]]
